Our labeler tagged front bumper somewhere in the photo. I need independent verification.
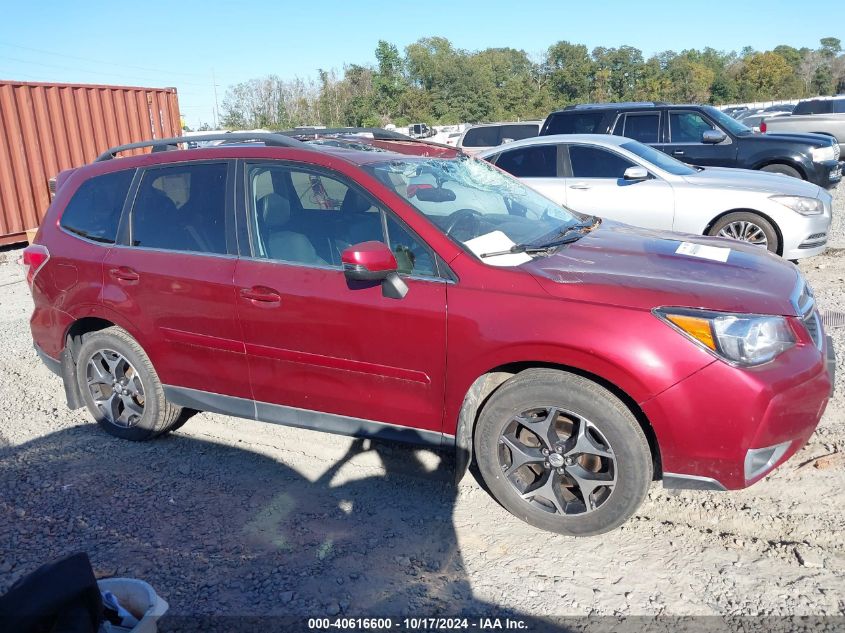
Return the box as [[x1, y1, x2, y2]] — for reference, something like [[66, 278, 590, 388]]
[[643, 332, 833, 490], [779, 193, 833, 260], [808, 159, 842, 189]]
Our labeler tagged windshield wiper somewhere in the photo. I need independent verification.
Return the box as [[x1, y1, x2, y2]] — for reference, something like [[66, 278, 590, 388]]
[[480, 218, 601, 258]]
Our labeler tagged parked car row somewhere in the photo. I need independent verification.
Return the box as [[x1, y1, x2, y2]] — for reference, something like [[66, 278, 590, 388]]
[[539, 102, 841, 189], [477, 134, 832, 259]]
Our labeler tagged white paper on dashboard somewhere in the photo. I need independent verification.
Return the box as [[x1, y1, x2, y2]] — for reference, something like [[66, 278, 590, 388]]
[[465, 231, 532, 267], [675, 241, 731, 263]]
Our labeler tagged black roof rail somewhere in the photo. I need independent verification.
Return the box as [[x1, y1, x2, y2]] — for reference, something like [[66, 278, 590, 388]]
[[562, 101, 667, 111], [94, 132, 306, 162], [278, 127, 413, 141]]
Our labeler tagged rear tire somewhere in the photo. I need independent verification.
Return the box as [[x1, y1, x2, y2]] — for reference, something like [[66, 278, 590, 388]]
[[473, 369, 652, 536], [75, 327, 182, 441], [760, 163, 801, 179], [707, 211, 779, 254]]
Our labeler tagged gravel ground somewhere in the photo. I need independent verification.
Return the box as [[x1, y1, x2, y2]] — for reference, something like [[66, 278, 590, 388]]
[[0, 185, 844, 628]]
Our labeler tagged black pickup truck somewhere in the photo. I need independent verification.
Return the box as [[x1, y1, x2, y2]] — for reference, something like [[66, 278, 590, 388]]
[[540, 102, 842, 188]]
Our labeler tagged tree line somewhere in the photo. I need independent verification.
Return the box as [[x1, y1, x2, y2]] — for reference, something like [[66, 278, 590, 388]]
[[216, 36, 845, 130]]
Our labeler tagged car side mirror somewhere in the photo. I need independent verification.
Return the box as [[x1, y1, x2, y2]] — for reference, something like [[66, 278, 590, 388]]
[[702, 129, 727, 144], [342, 241, 398, 281], [500, 137, 514, 145], [622, 166, 649, 181], [342, 241, 408, 299]]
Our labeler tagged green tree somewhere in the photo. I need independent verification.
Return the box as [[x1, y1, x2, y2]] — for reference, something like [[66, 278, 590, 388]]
[[737, 52, 794, 100], [591, 46, 645, 101], [666, 57, 715, 102], [373, 40, 408, 123], [820, 37, 842, 59], [546, 41, 592, 105], [812, 64, 834, 95]]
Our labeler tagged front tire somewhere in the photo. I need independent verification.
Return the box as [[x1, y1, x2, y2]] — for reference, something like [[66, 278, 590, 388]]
[[474, 369, 652, 536], [759, 163, 801, 179], [707, 211, 779, 254], [75, 327, 182, 441]]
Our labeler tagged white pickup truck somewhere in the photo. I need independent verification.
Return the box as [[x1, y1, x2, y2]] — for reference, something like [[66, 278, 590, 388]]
[[762, 96, 845, 153]]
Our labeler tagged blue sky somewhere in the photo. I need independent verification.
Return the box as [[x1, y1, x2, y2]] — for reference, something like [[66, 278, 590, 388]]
[[0, 0, 839, 127]]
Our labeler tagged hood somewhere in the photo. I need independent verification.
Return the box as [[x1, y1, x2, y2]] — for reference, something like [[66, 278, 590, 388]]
[[740, 130, 835, 148], [527, 221, 802, 316], [681, 166, 824, 197]]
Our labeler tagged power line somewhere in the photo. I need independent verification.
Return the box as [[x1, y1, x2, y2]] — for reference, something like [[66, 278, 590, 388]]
[[0, 40, 244, 81], [0, 54, 217, 88]]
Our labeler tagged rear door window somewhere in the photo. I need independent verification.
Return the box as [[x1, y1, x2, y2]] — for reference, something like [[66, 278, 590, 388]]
[[544, 112, 605, 135], [793, 100, 830, 115], [60, 170, 134, 244], [568, 145, 635, 179], [495, 145, 557, 178], [620, 113, 660, 143], [130, 162, 229, 254], [461, 127, 500, 147], [289, 171, 354, 211]]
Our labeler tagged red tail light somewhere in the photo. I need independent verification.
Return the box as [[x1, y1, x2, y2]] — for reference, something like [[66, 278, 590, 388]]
[[759, 121, 767, 133], [22, 244, 50, 286]]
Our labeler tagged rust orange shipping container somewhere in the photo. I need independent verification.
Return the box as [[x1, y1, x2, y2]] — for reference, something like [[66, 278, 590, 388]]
[[0, 80, 181, 245]]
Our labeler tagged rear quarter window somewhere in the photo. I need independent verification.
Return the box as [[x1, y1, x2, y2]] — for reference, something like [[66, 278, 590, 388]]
[[59, 170, 134, 244], [500, 124, 539, 142], [793, 100, 830, 115], [461, 126, 500, 148], [544, 112, 606, 135]]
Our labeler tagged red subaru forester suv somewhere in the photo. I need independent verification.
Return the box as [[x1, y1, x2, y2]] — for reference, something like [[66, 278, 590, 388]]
[[24, 132, 835, 536]]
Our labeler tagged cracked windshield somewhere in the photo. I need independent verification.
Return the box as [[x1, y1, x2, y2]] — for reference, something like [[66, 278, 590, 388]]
[[367, 157, 584, 265]]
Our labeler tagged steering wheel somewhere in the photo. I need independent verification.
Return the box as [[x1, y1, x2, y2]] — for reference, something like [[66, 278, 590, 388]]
[[443, 208, 482, 238]]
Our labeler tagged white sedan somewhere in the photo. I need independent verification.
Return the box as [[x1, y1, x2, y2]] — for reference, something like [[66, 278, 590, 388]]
[[477, 134, 833, 259]]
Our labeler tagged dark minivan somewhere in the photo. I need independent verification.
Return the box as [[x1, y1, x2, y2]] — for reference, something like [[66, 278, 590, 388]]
[[540, 102, 842, 188]]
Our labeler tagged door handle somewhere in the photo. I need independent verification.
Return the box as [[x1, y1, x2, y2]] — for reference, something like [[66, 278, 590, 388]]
[[672, 150, 685, 156], [240, 286, 282, 305], [569, 183, 592, 190], [109, 266, 139, 282]]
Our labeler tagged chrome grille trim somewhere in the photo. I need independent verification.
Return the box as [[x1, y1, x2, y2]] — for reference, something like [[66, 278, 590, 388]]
[[790, 276, 815, 316]]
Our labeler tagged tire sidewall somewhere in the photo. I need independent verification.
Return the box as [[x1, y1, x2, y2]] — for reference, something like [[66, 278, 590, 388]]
[[760, 164, 800, 179], [75, 331, 162, 441], [474, 372, 652, 536], [709, 212, 779, 254]]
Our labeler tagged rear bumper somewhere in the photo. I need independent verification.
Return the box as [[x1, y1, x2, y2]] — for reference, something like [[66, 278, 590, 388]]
[[644, 336, 833, 491], [34, 342, 61, 376]]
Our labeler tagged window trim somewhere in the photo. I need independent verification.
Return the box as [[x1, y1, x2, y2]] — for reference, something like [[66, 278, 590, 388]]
[[121, 159, 236, 257], [240, 160, 452, 282]]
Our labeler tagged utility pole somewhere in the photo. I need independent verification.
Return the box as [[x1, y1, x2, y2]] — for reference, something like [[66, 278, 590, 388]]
[[212, 68, 220, 129]]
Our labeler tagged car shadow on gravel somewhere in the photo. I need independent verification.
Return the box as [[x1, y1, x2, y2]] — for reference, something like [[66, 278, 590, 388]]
[[0, 424, 566, 632]]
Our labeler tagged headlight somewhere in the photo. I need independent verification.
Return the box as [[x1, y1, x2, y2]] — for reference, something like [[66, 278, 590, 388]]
[[655, 308, 796, 366], [810, 145, 836, 163], [770, 195, 823, 216]]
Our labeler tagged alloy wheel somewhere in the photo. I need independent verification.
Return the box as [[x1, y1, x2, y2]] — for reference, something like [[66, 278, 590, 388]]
[[86, 349, 145, 428], [717, 220, 768, 247], [498, 406, 616, 515]]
